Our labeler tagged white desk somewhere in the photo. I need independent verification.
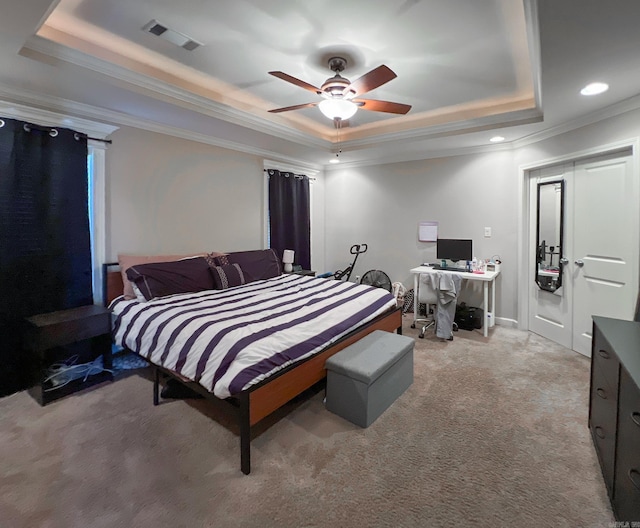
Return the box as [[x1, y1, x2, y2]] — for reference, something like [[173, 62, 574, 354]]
[[410, 266, 500, 338]]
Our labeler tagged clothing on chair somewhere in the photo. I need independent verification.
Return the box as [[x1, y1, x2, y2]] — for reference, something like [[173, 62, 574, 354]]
[[425, 272, 462, 339], [417, 274, 439, 336]]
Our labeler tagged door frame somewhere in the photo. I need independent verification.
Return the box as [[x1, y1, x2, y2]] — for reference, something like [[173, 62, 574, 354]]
[[517, 137, 640, 332]]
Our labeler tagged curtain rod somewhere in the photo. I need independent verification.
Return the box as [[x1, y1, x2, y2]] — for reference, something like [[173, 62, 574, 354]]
[[21, 121, 112, 144], [263, 168, 316, 181]]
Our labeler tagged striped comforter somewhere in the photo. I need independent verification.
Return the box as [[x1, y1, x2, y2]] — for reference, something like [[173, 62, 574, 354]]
[[111, 274, 397, 398]]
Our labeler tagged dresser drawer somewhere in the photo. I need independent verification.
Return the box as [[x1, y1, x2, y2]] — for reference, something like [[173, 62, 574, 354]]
[[590, 362, 618, 494], [613, 369, 640, 522], [592, 327, 620, 390]]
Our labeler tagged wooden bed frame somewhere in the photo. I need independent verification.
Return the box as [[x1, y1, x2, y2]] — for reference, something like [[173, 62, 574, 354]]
[[103, 263, 403, 474]]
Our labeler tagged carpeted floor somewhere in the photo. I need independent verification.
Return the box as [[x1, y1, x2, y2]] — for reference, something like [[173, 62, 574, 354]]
[[0, 321, 614, 528]]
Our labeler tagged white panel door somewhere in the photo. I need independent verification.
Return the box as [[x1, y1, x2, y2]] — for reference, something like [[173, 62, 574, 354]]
[[528, 165, 573, 349], [528, 151, 638, 357], [571, 154, 638, 356]]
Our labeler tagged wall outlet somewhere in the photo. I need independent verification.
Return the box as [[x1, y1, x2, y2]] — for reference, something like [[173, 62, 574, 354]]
[[484, 227, 492, 238]]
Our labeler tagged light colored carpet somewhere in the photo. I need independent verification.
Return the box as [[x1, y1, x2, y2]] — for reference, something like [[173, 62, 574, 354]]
[[0, 321, 614, 528]]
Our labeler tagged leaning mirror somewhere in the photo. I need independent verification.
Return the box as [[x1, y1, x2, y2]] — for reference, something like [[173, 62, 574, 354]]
[[535, 180, 565, 292]]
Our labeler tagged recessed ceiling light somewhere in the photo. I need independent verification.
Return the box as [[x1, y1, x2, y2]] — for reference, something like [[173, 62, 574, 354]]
[[490, 136, 505, 143], [580, 82, 609, 96]]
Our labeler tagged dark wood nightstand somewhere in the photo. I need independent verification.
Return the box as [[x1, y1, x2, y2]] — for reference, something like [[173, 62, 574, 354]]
[[24, 305, 113, 405]]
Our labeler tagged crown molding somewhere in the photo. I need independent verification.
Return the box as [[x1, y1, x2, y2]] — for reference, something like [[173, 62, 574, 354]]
[[324, 142, 515, 171], [5, 73, 639, 174], [264, 159, 321, 176], [5, 38, 640, 175], [22, 35, 328, 151], [339, 108, 542, 151], [331, 93, 640, 169], [524, 0, 542, 111], [513, 93, 640, 149], [22, 32, 545, 152], [0, 97, 118, 138], [0, 81, 324, 169]]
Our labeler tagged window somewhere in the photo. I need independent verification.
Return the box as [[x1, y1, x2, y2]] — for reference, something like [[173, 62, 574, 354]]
[[0, 101, 117, 304], [266, 168, 312, 271]]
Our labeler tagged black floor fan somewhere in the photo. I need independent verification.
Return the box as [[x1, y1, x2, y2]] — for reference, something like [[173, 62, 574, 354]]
[[360, 269, 392, 292]]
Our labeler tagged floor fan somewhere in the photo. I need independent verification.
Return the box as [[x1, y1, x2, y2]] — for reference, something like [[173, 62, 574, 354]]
[[360, 270, 392, 292]]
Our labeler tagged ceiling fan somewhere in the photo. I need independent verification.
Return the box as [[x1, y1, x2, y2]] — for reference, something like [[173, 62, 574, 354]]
[[268, 57, 411, 126]]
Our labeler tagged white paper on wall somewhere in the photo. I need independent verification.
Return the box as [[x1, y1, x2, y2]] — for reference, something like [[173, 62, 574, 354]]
[[418, 221, 438, 242]]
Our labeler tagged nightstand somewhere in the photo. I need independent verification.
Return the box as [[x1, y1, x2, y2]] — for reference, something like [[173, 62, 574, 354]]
[[24, 305, 113, 405]]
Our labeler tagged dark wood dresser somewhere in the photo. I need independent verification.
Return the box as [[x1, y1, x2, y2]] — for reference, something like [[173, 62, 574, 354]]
[[590, 316, 640, 522]]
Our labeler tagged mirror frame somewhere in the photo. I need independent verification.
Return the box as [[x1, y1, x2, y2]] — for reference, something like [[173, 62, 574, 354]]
[[535, 180, 565, 293]]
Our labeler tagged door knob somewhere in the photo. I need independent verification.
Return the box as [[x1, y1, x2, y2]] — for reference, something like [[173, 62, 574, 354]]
[[575, 259, 584, 267], [559, 257, 569, 265]]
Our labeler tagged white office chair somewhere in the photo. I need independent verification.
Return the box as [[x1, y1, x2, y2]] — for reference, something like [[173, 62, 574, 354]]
[[415, 274, 439, 339], [411, 273, 459, 340]]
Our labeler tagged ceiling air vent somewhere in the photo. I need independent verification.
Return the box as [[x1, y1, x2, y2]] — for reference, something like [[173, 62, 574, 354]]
[[142, 19, 202, 51]]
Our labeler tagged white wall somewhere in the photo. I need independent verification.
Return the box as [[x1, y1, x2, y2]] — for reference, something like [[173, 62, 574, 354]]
[[310, 173, 326, 274], [105, 126, 327, 271], [321, 107, 640, 325], [106, 127, 264, 258], [103, 108, 640, 325], [324, 150, 518, 320]]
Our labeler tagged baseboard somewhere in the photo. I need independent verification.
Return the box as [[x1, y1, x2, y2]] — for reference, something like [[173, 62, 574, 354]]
[[495, 317, 518, 328]]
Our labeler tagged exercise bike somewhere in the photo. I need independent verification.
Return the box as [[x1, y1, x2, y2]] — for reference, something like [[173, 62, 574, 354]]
[[318, 243, 368, 281]]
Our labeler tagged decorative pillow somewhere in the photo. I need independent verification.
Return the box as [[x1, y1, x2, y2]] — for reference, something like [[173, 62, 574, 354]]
[[210, 264, 246, 290], [214, 249, 281, 283], [213, 253, 230, 266], [126, 257, 216, 301], [118, 253, 201, 300], [204, 251, 227, 268]]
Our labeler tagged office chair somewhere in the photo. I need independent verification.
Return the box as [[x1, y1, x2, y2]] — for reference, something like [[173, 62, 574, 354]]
[[411, 273, 459, 340], [417, 274, 439, 339]]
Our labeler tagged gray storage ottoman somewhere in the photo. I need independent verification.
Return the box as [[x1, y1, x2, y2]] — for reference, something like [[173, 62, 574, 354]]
[[325, 330, 414, 427]]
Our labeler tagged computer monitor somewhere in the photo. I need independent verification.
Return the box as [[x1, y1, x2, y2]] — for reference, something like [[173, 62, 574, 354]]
[[436, 238, 473, 263]]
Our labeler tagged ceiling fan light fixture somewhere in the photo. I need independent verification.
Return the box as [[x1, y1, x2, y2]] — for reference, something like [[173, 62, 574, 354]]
[[319, 99, 358, 120]]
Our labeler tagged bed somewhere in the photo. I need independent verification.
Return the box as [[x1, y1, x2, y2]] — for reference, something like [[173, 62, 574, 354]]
[[104, 251, 402, 474]]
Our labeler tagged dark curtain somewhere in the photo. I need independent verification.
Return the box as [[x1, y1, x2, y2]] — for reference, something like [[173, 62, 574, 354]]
[[268, 169, 311, 270], [0, 118, 92, 396]]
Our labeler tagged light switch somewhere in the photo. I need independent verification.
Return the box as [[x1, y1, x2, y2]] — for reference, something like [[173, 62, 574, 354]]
[[484, 227, 492, 238]]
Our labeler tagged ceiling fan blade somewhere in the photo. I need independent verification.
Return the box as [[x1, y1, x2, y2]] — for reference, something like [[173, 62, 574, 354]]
[[346, 65, 397, 97], [268, 102, 319, 113], [268, 71, 322, 94], [355, 99, 412, 114]]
